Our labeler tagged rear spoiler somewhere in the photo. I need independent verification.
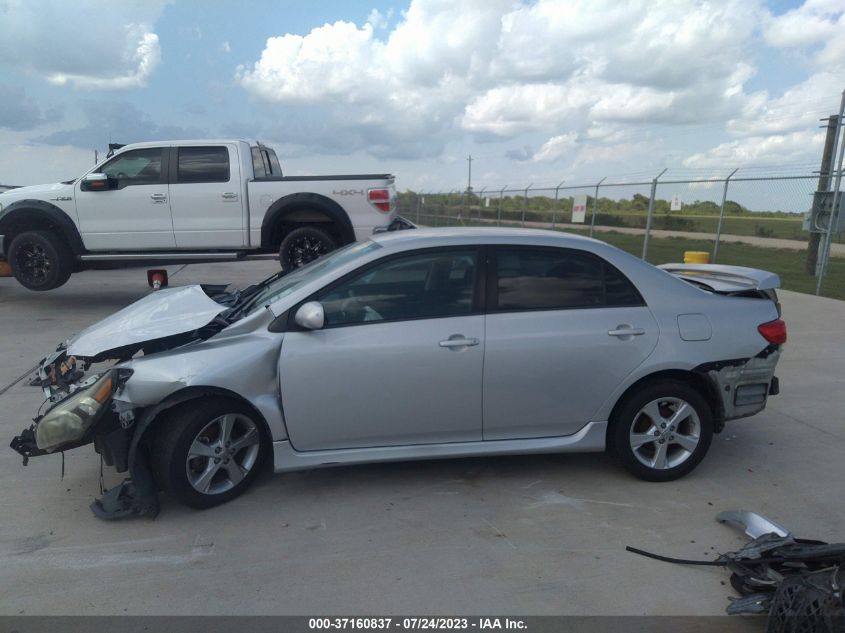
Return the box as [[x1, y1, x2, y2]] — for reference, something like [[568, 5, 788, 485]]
[[658, 263, 780, 292]]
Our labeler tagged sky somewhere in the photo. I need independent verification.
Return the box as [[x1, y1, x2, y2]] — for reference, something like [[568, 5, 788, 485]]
[[1, 0, 844, 196]]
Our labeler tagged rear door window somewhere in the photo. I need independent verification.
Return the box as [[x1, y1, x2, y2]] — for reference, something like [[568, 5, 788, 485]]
[[176, 146, 230, 183], [492, 246, 643, 311]]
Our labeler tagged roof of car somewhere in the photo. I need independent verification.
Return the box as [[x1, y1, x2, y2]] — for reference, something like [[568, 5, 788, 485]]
[[371, 226, 602, 249]]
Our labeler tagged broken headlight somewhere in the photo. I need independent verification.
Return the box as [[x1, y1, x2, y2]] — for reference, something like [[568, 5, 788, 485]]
[[35, 371, 117, 453]]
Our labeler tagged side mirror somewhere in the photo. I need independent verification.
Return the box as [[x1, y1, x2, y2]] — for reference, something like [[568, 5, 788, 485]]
[[80, 173, 113, 192], [294, 301, 325, 330]]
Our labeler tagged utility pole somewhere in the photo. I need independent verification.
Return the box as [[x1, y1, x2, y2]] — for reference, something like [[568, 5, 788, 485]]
[[466, 155, 473, 194], [805, 115, 840, 274]]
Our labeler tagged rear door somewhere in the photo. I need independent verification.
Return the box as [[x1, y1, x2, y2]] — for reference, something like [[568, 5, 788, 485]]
[[279, 247, 484, 451], [482, 245, 658, 440], [168, 144, 244, 248], [74, 146, 176, 250]]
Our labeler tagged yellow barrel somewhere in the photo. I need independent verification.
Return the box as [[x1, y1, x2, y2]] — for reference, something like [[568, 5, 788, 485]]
[[0, 260, 11, 277], [684, 251, 710, 264]]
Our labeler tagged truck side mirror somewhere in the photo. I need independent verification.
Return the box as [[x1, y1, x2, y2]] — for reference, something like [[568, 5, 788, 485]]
[[294, 302, 325, 330], [80, 173, 114, 192]]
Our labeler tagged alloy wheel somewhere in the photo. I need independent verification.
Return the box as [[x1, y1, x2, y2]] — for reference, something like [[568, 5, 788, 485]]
[[15, 242, 52, 285], [185, 413, 261, 495], [629, 397, 701, 470]]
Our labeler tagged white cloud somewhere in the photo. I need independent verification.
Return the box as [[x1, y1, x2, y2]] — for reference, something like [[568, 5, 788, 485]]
[[0, 1, 166, 90], [683, 130, 826, 168], [221, 41, 232, 54], [237, 0, 771, 161], [46, 31, 160, 90], [532, 133, 579, 163], [367, 8, 394, 29]]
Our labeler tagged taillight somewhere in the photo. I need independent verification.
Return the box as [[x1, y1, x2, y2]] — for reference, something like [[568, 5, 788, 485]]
[[368, 188, 392, 213], [758, 319, 787, 345]]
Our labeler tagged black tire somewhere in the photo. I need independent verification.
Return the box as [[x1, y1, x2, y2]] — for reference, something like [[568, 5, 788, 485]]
[[8, 230, 74, 291], [279, 225, 337, 272], [151, 398, 269, 509], [609, 380, 713, 482]]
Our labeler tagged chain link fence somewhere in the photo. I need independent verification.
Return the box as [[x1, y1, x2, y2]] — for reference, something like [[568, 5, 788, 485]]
[[397, 168, 844, 299]]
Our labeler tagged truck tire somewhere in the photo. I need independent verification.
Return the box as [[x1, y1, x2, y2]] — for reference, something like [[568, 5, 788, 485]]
[[279, 226, 337, 271], [8, 230, 74, 291]]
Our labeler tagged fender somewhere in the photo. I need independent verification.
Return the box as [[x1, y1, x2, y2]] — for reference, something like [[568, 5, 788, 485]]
[[260, 192, 355, 249], [0, 199, 86, 255]]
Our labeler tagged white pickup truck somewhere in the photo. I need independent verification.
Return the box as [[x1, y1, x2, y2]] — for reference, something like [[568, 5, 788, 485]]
[[0, 139, 406, 290]]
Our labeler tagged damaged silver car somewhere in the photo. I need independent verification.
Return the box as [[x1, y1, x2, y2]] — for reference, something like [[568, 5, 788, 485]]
[[10, 228, 786, 518]]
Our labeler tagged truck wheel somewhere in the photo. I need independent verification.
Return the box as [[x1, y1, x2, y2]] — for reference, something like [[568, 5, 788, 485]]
[[279, 226, 337, 271], [8, 230, 74, 291]]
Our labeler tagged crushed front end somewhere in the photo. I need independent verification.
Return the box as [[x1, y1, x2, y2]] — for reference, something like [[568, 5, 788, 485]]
[[9, 348, 163, 519]]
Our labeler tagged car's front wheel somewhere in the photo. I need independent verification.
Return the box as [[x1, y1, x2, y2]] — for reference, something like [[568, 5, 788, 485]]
[[151, 398, 268, 509], [610, 380, 713, 482]]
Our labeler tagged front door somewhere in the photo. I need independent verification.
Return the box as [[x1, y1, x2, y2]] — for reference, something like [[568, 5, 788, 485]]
[[482, 245, 659, 440], [279, 247, 484, 451], [74, 146, 176, 250]]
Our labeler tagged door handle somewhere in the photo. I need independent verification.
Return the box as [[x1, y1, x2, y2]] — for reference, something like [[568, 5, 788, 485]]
[[221, 192, 238, 200], [439, 336, 480, 348], [608, 326, 645, 337], [150, 193, 167, 203]]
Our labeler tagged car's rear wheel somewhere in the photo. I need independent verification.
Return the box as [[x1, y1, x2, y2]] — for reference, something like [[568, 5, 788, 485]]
[[279, 226, 337, 272], [151, 398, 268, 509], [610, 380, 713, 482], [8, 230, 74, 291]]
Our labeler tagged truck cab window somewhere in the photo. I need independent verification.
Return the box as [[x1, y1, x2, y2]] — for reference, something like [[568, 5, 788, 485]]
[[100, 148, 163, 188], [177, 146, 230, 183]]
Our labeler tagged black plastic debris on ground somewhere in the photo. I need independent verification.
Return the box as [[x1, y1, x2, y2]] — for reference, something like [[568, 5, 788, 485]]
[[627, 510, 845, 633]]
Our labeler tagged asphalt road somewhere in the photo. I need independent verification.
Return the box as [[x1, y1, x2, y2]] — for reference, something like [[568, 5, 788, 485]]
[[1, 262, 843, 616]]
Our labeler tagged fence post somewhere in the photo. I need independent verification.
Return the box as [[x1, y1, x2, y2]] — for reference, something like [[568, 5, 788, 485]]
[[498, 185, 507, 226], [589, 177, 606, 237], [552, 180, 564, 229], [478, 186, 487, 221], [817, 89, 845, 295], [522, 184, 533, 226], [642, 168, 668, 260], [712, 169, 738, 262]]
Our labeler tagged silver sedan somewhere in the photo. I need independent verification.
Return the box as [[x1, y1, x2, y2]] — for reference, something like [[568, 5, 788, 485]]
[[12, 228, 786, 517]]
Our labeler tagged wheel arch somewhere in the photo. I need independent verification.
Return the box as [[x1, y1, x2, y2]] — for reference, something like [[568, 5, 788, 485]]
[[0, 200, 85, 256], [131, 386, 274, 458], [260, 192, 355, 250], [606, 369, 724, 441]]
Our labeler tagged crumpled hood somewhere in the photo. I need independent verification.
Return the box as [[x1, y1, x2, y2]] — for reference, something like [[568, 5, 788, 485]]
[[0, 181, 74, 203], [66, 285, 228, 358]]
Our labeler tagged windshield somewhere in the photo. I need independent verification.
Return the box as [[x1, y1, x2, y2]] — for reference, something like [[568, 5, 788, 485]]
[[245, 240, 382, 314]]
